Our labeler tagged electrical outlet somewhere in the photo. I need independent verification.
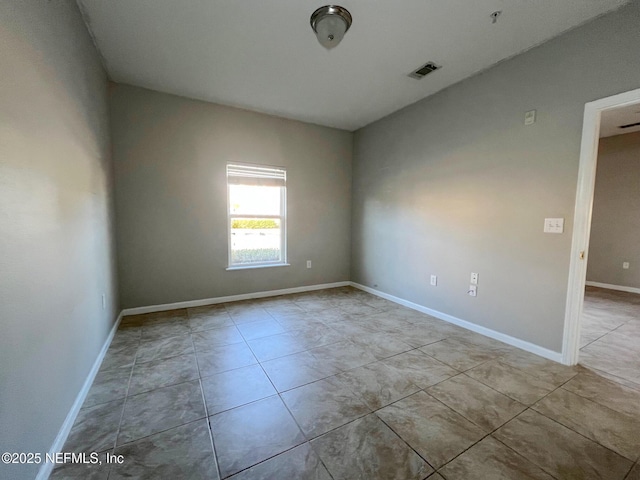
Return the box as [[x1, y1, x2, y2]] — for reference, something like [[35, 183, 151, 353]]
[[470, 272, 479, 285], [430, 275, 437, 286], [543, 218, 564, 234], [468, 285, 477, 297], [623, 262, 630, 269], [306, 260, 312, 269]]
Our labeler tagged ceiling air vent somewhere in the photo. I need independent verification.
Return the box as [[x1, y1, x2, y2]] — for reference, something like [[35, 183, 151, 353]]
[[619, 121, 640, 129], [408, 61, 441, 79]]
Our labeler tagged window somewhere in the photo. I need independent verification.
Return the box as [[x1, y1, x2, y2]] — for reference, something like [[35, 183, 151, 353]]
[[227, 163, 287, 268]]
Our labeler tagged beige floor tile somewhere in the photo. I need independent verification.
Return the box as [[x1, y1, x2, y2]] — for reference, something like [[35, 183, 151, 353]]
[[420, 338, 501, 371], [210, 396, 304, 478], [118, 380, 206, 445], [228, 443, 331, 480], [533, 388, 640, 461], [382, 350, 458, 389], [377, 391, 485, 468], [626, 462, 640, 480], [235, 318, 286, 340], [311, 414, 432, 480], [64, 399, 124, 453], [196, 342, 258, 377], [439, 436, 554, 480], [563, 371, 640, 418], [110, 420, 219, 480], [465, 360, 556, 405], [333, 361, 421, 410], [201, 364, 276, 415], [281, 377, 371, 439], [261, 350, 342, 392], [494, 409, 632, 479], [580, 332, 640, 384], [67, 287, 640, 480], [499, 349, 578, 386], [427, 374, 526, 431], [309, 340, 379, 371]]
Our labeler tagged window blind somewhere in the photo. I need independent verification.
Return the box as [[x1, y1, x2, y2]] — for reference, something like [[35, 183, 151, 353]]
[[227, 164, 286, 187]]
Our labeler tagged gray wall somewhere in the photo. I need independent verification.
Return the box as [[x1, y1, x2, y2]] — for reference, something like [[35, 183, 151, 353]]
[[352, 1, 640, 353], [110, 85, 352, 309], [0, 1, 118, 479], [587, 132, 640, 289]]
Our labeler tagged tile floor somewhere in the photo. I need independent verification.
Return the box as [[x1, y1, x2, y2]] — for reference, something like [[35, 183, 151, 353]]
[[51, 286, 640, 479]]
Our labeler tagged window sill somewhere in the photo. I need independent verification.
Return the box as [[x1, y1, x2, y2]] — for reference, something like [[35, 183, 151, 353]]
[[226, 263, 290, 271]]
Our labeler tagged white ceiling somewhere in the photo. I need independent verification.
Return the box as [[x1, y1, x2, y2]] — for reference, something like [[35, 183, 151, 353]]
[[600, 102, 640, 138], [78, 0, 629, 131]]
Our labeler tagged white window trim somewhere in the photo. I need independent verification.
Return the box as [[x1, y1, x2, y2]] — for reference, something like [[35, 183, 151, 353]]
[[226, 164, 287, 269]]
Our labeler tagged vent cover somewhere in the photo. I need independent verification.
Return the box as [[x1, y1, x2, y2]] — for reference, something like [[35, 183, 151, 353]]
[[408, 61, 441, 79], [619, 121, 640, 129]]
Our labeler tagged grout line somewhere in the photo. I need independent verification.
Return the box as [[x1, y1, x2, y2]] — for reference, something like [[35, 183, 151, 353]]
[[221, 299, 338, 479], [379, 355, 582, 477], [529, 402, 638, 463], [482, 370, 631, 477], [422, 378, 524, 429], [579, 319, 628, 350], [623, 461, 638, 480], [488, 434, 562, 480], [236, 308, 315, 447], [113, 416, 209, 449], [111, 343, 138, 454], [79, 288, 639, 479], [429, 404, 559, 479], [521, 404, 635, 468], [375, 413, 437, 473], [188, 319, 223, 480], [574, 364, 640, 391]]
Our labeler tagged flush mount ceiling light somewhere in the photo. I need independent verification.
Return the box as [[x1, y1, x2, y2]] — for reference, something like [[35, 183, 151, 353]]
[[310, 5, 352, 50]]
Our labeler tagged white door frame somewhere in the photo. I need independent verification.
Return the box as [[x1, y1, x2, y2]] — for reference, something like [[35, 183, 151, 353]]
[[562, 87, 640, 365]]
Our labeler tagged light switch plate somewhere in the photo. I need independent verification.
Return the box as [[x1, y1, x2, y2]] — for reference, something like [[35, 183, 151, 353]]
[[544, 218, 564, 234], [623, 262, 630, 269], [430, 275, 437, 286], [525, 110, 536, 126]]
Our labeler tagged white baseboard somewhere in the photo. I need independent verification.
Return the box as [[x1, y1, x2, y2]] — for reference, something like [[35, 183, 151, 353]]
[[36, 311, 123, 480], [121, 281, 352, 316], [350, 282, 563, 364], [585, 281, 640, 295]]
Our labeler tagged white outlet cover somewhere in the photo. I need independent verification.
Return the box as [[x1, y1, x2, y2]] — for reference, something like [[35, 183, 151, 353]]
[[525, 109, 536, 125], [468, 285, 477, 297], [430, 275, 437, 286], [623, 262, 630, 269], [470, 272, 478, 285], [544, 218, 564, 234], [306, 260, 312, 268]]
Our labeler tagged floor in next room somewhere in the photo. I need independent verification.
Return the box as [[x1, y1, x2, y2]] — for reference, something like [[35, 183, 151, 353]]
[[52, 286, 640, 480], [580, 286, 640, 386]]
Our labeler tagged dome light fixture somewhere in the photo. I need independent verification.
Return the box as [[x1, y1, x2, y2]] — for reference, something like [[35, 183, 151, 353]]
[[310, 5, 353, 50]]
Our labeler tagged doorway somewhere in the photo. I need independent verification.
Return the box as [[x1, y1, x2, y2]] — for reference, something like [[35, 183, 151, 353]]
[[563, 87, 640, 366]]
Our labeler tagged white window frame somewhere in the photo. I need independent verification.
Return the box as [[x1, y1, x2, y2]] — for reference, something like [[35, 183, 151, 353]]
[[226, 163, 288, 270]]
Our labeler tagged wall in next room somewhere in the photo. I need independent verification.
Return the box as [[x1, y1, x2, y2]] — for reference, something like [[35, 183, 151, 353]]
[[110, 84, 353, 309], [351, 1, 640, 353], [587, 131, 640, 290], [0, 1, 118, 479]]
